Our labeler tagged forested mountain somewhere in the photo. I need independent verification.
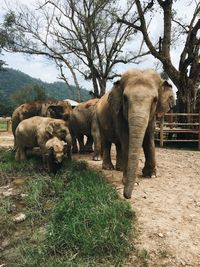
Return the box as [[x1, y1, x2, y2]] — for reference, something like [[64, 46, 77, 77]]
[[0, 68, 91, 100]]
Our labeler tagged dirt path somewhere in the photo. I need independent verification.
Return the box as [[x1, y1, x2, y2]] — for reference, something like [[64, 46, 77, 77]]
[[1, 132, 200, 266], [75, 148, 200, 267]]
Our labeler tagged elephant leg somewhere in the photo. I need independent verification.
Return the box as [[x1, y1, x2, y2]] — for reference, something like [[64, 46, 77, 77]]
[[84, 135, 94, 153], [142, 122, 156, 177], [77, 134, 85, 154], [120, 132, 128, 185], [91, 118, 101, 161], [115, 143, 123, 171], [15, 147, 26, 161], [72, 137, 78, 153], [102, 140, 114, 170]]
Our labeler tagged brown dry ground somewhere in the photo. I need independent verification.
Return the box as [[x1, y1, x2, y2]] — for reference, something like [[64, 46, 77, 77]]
[[0, 131, 200, 267]]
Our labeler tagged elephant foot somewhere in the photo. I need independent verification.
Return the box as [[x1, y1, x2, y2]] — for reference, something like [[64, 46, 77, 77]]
[[93, 154, 101, 161], [84, 148, 94, 153], [79, 149, 85, 154], [116, 164, 123, 171], [72, 148, 78, 154], [142, 167, 156, 178], [102, 162, 114, 170]]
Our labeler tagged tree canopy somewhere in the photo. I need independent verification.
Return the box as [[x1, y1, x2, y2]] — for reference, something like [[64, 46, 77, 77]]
[[118, 0, 200, 112], [1, 0, 199, 111], [2, 0, 149, 98]]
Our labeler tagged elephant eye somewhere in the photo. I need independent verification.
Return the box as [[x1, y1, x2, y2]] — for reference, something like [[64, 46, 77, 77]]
[[153, 96, 158, 103]]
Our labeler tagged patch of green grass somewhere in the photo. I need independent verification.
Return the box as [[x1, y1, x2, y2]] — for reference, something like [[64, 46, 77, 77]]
[[47, 167, 134, 257], [136, 249, 149, 267], [0, 148, 43, 174], [0, 121, 7, 131], [158, 249, 171, 259], [0, 198, 15, 238], [0, 149, 136, 267]]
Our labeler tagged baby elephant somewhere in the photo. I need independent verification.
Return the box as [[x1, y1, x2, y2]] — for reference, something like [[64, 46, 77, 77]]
[[15, 116, 72, 172], [44, 137, 71, 173]]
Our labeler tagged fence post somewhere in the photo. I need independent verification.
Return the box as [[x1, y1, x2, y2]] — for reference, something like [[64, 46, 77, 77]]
[[198, 112, 200, 150], [7, 120, 12, 132], [160, 116, 164, 147]]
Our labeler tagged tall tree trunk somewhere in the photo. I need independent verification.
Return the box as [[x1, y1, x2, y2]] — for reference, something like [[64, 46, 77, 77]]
[[92, 76, 100, 98], [98, 78, 107, 97]]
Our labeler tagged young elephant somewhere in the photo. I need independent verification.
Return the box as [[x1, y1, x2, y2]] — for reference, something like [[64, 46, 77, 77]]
[[69, 98, 101, 160], [95, 69, 175, 199], [15, 116, 72, 172], [12, 99, 72, 149], [44, 137, 71, 173]]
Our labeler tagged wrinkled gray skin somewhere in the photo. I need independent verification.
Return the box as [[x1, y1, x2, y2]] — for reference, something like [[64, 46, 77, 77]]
[[15, 116, 72, 171], [96, 69, 175, 199], [69, 98, 101, 160]]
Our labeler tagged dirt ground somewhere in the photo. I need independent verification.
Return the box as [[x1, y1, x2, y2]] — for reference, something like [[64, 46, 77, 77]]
[[1, 131, 200, 267]]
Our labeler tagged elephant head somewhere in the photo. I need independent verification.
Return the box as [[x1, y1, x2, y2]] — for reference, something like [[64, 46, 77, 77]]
[[45, 137, 67, 163], [45, 120, 72, 144], [47, 105, 64, 119], [46, 101, 72, 121], [108, 69, 175, 198], [45, 137, 68, 173]]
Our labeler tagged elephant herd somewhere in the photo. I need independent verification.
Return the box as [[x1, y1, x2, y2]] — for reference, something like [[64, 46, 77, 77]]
[[12, 69, 175, 198]]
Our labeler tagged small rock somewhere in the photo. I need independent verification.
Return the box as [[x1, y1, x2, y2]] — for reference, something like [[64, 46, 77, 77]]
[[180, 260, 186, 266], [13, 178, 25, 186], [158, 233, 164, 238], [1, 239, 10, 249], [2, 190, 13, 197], [13, 213, 26, 223], [196, 202, 200, 207], [20, 193, 28, 198]]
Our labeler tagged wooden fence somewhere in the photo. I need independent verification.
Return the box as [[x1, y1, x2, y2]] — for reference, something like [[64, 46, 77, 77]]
[[155, 113, 200, 150], [0, 117, 12, 132]]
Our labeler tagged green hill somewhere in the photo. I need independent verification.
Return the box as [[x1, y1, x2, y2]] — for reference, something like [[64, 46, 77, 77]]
[[0, 68, 91, 101]]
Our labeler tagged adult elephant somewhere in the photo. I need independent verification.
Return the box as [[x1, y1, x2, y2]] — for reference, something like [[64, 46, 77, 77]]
[[96, 69, 175, 199], [70, 98, 101, 159]]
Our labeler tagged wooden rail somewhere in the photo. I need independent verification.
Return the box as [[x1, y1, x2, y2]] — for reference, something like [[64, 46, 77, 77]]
[[155, 113, 200, 150], [0, 117, 12, 132]]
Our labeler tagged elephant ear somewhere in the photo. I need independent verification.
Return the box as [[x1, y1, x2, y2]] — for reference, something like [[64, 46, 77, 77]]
[[47, 105, 64, 118], [45, 122, 55, 136], [157, 80, 175, 115], [108, 80, 123, 114]]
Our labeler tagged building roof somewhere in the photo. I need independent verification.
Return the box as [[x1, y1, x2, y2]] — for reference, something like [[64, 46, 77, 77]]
[[64, 99, 79, 107]]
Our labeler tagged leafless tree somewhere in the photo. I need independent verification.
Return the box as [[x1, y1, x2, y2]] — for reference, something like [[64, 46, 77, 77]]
[[118, 0, 200, 112], [2, 0, 149, 98]]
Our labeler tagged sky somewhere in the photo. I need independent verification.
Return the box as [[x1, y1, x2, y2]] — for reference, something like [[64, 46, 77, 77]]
[[0, 0, 198, 92]]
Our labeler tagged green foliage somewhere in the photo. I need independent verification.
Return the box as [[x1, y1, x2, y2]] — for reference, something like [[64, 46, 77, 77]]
[[0, 91, 13, 116], [10, 84, 47, 106]]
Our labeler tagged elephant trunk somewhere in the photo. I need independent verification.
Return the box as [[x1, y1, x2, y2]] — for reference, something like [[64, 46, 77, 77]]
[[123, 113, 149, 199]]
